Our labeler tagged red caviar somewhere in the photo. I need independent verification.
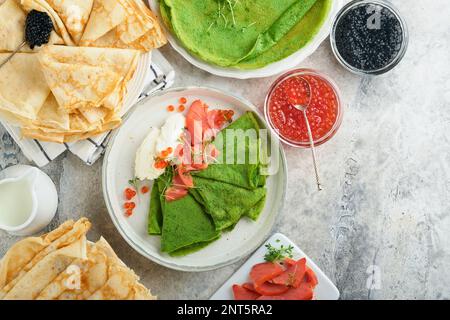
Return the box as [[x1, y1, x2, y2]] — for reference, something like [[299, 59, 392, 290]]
[[179, 97, 187, 104], [178, 104, 185, 112], [266, 70, 341, 147], [159, 147, 173, 158], [167, 105, 175, 112], [124, 187, 136, 200], [154, 159, 169, 169], [141, 186, 150, 194], [125, 208, 133, 217], [124, 202, 136, 209]]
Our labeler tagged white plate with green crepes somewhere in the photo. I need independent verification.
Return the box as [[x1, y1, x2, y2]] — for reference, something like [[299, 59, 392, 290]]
[[102, 87, 287, 271], [148, 0, 344, 79]]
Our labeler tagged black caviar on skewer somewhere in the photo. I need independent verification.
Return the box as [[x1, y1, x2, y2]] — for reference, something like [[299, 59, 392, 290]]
[[25, 10, 53, 49], [332, 1, 407, 74]]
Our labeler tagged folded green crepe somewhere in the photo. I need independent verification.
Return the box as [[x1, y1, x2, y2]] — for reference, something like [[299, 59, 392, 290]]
[[160, 192, 221, 255], [193, 164, 264, 190], [148, 179, 164, 235], [160, 0, 330, 69], [191, 112, 267, 230], [237, 0, 332, 69], [193, 111, 266, 189], [159, 178, 221, 255], [190, 176, 266, 230], [148, 112, 268, 255]]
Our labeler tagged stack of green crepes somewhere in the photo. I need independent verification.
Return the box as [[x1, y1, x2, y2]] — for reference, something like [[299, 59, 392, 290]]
[[148, 112, 268, 256], [159, 0, 332, 69]]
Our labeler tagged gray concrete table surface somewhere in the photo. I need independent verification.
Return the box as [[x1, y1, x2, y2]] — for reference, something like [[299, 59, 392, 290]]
[[1, 0, 449, 300]]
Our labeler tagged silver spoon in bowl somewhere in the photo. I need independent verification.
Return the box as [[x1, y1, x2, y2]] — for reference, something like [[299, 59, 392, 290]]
[[288, 76, 323, 191]]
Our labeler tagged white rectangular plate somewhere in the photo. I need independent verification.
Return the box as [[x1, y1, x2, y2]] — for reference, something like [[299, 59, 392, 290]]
[[210, 233, 340, 300]]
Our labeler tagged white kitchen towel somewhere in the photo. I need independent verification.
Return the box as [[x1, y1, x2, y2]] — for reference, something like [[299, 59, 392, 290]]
[[0, 50, 175, 167]]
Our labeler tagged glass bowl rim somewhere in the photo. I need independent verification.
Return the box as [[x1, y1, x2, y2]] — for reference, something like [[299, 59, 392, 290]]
[[330, 0, 409, 76], [264, 68, 343, 149]]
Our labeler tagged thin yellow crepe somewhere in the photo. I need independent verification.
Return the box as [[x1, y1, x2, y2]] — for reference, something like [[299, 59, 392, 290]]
[[36, 241, 109, 300], [0, 1, 163, 144], [39, 60, 123, 111], [30, 93, 70, 131], [0, 219, 155, 300], [40, 45, 140, 111], [87, 238, 156, 300], [38, 45, 140, 111], [3, 235, 87, 300], [44, 0, 94, 44], [0, 218, 91, 299], [0, 53, 50, 122], [80, 0, 166, 51], [22, 111, 122, 143], [18, 45, 139, 142], [62, 116, 122, 142], [80, 0, 126, 44], [38, 45, 140, 82], [0, 0, 63, 52], [0, 220, 75, 291]]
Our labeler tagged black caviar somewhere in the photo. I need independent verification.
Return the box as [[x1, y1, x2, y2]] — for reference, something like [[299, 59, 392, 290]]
[[334, 2, 405, 73], [25, 10, 53, 49]]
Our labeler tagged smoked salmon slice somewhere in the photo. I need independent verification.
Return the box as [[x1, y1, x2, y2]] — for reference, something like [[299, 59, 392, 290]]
[[242, 282, 258, 293], [233, 257, 319, 301], [186, 100, 209, 146], [232, 284, 260, 300], [175, 166, 194, 188], [257, 282, 314, 300], [304, 267, 318, 288], [186, 100, 234, 145], [272, 258, 306, 288], [165, 167, 193, 202], [254, 281, 289, 296], [165, 186, 188, 202], [165, 100, 234, 202], [250, 262, 284, 286]]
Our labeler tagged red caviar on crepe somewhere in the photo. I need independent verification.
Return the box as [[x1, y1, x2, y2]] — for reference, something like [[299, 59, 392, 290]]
[[164, 100, 233, 202], [134, 99, 234, 204]]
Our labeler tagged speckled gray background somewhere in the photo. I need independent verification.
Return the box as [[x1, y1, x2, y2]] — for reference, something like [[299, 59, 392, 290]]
[[1, 0, 449, 300]]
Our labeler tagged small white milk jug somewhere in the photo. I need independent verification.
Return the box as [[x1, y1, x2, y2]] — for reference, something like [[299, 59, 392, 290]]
[[0, 164, 58, 236]]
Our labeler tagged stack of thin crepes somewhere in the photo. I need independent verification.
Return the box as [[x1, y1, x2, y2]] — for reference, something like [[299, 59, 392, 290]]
[[0, 0, 166, 143], [0, 218, 156, 300]]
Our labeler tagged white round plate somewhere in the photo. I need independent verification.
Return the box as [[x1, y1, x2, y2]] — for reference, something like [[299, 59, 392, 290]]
[[121, 53, 152, 115], [102, 87, 287, 271], [148, 0, 343, 79]]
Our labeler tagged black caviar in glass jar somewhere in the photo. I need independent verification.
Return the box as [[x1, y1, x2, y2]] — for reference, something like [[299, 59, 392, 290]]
[[332, 1, 407, 75], [25, 10, 53, 49]]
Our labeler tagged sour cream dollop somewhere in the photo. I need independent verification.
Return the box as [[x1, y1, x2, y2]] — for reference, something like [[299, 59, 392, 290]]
[[134, 114, 186, 180], [156, 113, 186, 158]]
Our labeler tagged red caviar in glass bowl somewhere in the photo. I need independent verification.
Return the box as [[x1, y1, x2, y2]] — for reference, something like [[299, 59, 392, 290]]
[[265, 69, 343, 148]]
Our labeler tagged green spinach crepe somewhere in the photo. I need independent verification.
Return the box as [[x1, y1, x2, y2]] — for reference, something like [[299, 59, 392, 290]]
[[189, 177, 266, 230], [149, 169, 221, 255], [193, 111, 266, 189], [160, 0, 331, 69], [148, 112, 267, 256], [237, 0, 332, 69], [148, 178, 164, 235]]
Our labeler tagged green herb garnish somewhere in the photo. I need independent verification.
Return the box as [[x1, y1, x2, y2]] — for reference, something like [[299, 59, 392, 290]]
[[264, 243, 294, 262], [128, 177, 139, 189]]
